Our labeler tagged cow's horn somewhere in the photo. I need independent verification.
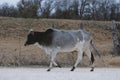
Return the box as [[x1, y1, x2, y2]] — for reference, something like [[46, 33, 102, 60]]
[[30, 29, 33, 32]]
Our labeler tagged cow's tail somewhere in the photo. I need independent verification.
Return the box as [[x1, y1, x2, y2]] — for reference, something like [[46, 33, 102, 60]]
[[90, 40, 101, 57], [90, 40, 109, 66]]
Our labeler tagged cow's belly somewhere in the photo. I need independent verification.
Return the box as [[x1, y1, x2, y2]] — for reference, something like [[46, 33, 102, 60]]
[[58, 47, 77, 52], [58, 41, 84, 52], [34, 41, 86, 54]]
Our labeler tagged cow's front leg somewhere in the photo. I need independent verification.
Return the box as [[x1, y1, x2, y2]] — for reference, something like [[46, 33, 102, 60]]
[[47, 61, 53, 71], [47, 57, 55, 71], [71, 50, 83, 71], [47, 50, 58, 71]]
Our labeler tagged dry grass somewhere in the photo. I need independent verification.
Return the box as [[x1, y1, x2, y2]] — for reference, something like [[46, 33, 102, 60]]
[[0, 17, 120, 67], [109, 57, 120, 66]]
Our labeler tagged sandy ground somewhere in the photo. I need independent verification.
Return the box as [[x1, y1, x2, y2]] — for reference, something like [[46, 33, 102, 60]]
[[0, 68, 120, 80]]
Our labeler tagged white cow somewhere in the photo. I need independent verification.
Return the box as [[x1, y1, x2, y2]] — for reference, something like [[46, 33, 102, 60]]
[[25, 26, 99, 71]]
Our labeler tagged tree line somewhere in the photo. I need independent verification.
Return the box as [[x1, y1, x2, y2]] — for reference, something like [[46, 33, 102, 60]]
[[0, 0, 120, 21]]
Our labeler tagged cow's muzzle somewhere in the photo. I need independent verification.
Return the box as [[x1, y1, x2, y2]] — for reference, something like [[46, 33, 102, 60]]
[[24, 43, 27, 46]]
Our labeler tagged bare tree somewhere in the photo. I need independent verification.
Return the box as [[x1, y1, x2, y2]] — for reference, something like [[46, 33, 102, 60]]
[[89, 0, 99, 20], [0, 0, 120, 20], [110, 4, 117, 20], [0, 3, 19, 17], [68, 0, 79, 19], [79, 0, 88, 19], [98, 0, 111, 20], [17, 0, 40, 18], [40, 0, 54, 18], [52, 0, 70, 19]]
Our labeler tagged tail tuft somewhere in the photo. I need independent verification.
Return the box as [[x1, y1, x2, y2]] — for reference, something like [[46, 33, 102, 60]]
[[91, 52, 95, 64]]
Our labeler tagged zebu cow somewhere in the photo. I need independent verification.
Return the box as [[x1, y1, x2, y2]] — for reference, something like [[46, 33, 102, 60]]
[[24, 27, 96, 71]]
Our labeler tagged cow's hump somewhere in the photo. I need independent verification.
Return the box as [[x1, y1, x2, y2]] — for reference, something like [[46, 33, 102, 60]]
[[45, 28, 54, 34]]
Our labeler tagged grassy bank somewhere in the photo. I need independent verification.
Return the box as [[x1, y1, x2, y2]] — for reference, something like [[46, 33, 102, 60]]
[[0, 17, 120, 67]]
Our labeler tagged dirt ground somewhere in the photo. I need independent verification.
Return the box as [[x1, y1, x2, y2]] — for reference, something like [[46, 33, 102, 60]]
[[0, 17, 120, 67], [0, 68, 120, 80]]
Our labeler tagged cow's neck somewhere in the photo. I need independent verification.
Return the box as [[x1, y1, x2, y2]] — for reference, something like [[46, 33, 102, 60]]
[[34, 31, 53, 46]]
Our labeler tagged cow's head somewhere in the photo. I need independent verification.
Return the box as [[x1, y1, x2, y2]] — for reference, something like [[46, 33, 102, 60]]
[[24, 29, 36, 46], [25, 28, 54, 46]]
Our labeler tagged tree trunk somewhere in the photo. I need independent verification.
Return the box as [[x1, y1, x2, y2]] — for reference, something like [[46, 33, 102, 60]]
[[111, 20, 120, 55]]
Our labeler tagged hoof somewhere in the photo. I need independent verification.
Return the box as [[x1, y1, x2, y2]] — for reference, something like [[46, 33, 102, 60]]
[[47, 69, 51, 72], [55, 65, 61, 68], [57, 64, 62, 68], [90, 69, 94, 72], [54, 62, 61, 68], [90, 67, 94, 72], [71, 66, 75, 71]]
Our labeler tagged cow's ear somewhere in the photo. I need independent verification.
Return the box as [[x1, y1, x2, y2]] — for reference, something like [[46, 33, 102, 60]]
[[29, 29, 34, 35]]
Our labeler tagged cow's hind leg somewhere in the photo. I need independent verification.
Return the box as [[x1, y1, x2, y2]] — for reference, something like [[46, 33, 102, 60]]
[[90, 53, 95, 71], [85, 48, 95, 72], [53, 61, 61, 68], [71, 50, 83, 71]]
